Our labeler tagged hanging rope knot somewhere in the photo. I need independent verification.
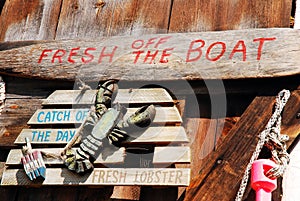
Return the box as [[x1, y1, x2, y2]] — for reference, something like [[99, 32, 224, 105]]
[[235, 89, 291, 201]]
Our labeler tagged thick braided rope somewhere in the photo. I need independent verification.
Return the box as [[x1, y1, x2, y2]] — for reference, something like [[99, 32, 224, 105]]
[[235, 90, 290, 201]]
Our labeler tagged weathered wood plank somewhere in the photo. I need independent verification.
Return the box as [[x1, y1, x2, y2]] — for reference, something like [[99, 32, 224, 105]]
[[153, 147, 190, 164], [55, 0, 171, 39], [0, 29, 300, 81], [184, 90, 300, 201], [6, 146, 190, 166], [0, 0, 63, 41], [55, 0, 115, 39], [169, 0, 292, 32], [124, 0, 171, 35], [42, 88, 173, 106], [0, 99, 43, 148], [6, 147, 125, 166], [15, 126, 188, 145], [27, 106, 182, 125], [1, 168, 190, 186]]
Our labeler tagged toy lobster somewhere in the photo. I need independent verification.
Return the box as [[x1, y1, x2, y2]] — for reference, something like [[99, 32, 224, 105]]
[[62, 80, 156, 173]]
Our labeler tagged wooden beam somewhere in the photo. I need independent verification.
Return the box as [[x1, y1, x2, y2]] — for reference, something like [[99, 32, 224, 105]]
[[27, 106, 182, 125], [183, 90, 300, 201], [15, 126, 189, 145], [0, 29, 300, 81], [1, 168, 191, 186], [42, 88, 174, 106]]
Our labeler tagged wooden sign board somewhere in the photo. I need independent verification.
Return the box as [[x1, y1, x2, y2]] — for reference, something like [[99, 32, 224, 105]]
[[3, 87, 191, 188], [1, 168, 190, 186], [0, 29, 300, 81], [27, 107, 182, 125], [43, 89, 174, 106], [15, 126, 189, 145]]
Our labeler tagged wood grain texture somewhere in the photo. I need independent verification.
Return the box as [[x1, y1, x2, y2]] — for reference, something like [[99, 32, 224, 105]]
[[183, 90, 300, 201], [15, 126, 188, 145], [27, 106, 182, 125], [169, 0, 292, 32], [0, 0, 63, 41], [55, 0, 171, 39], [42, 88, 173, 106], [0, 29, 300, 81], [1, 168, 191, 186], [0, 98, 43, 149]]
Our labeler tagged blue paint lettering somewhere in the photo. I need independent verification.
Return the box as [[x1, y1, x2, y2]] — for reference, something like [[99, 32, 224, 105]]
[[44, 112, 51, 122], [32, 130, 52, 142], [56, 130, 63, 141], [56, 111, 63, 121], [32, 130, 38, 141], [55, 130, 75, 142], [70, 130, 75, 141], [37, 111, 45, 122], [51, 111, 58, 121], [44, 130, 51, 142], [64, 110, 71, 121]]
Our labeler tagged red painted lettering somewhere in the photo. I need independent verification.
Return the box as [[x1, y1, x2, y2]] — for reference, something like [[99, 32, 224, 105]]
[[52, 49, 66, 63], [253, 37, 276, 60], [38, 49, 52, 63], [206, 42, 226, 61], [144, 50, 158, 64], [132, 50, 144, 64], [132, 40, 144, 49], [229, 40, 247, 61], [145, 37, 157, 48], [68, 47, 80, 63], [81, 47, 96, 64], [98, 46, 118, 63], [160, 48, 174, 63], [154, 36, 172, 48], [186, 39, 205, 62]]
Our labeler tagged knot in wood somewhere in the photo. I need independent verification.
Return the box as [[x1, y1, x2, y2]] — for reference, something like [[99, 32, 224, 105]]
[[95, 0, 106, 9]]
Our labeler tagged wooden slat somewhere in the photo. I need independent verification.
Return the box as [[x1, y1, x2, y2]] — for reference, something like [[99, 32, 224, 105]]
[[153, 147, 190, 164], [15, 126, 188, 145], [0, 0, 63, 41], [27, 106, 182, 125], [1, 168, 190, 186], [6, 147, 125, 166], [6, 146, 190, 166], [169, 0, 291, 32], [1, 29, 300, 81], [42, 88, 174, 106]]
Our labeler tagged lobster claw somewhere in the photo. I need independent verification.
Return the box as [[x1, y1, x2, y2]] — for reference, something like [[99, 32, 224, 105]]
[[125, 104, 156, 131], [64, 148, 93, 174]]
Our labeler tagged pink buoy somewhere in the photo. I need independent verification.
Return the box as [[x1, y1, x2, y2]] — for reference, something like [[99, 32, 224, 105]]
[[251, 159, 277, 201]]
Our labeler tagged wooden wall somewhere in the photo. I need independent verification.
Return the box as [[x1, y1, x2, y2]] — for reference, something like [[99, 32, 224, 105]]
[[0, 0, 292, 41]]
